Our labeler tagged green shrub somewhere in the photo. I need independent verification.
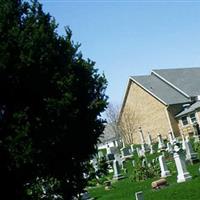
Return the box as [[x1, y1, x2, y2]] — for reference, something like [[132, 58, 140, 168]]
[[130, 156, 160, 182]]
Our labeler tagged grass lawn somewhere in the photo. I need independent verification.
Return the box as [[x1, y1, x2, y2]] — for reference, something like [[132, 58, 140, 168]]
[[88, 157, 200, 200]]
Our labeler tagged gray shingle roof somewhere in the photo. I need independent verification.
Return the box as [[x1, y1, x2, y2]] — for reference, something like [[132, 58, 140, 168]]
[[131, 74, 191, 105], [153, 67, 200, 97], [176, 101, 200, 117]]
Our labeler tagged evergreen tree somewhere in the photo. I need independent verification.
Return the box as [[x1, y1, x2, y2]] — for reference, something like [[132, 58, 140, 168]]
[[0, 0, 107, 199]]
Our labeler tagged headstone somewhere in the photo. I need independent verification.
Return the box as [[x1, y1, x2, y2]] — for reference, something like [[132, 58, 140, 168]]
[[136, 147, 145, 157], [181, 133, 186, 150], [158, 133, 166, 151], [107, 145, 117, 155], [80, 191, 94, 200], [159, 155, 171, 178], [135, 191, 144, 200], [130, 144, 135, 153], [155, 156, 159, 162], [147, 162, 151, 168], [139, 127, 149, 152], [173, 142, 192, 183], [132, 160, 135, 167], [147, 132, 154, 154], [122, 139, 126, 148], [107, 153, 115, 161], [106, 145, 112, 154], [98, 151, 104, 159], [193, 122, 200, 142], [129, 148, 132, 154], [142, 157, 147, 168], [168, 131, 175, 144], [90, 159, 98, 172], [106, 145, 115, 161], [104, 181, 112, 190], [113, 160, 124, 180], [120, 147, 132, 159], [185, 136, 198, 163], [136, 147, 140, 157], [108, 162, 114, 173], [121, 159, 126, 169], [166, 142, 173, 154]]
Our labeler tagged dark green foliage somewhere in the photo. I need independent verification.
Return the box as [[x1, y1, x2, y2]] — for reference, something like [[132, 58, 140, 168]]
[[0, 0, 107, 199]]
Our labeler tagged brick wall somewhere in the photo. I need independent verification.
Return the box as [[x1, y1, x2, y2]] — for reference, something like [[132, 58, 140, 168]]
[[120, 81, 172, 144]]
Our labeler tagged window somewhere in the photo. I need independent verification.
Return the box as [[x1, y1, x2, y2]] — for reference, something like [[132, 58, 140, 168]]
[[190, 113, 197, 124], [181, 116, 188, 126]]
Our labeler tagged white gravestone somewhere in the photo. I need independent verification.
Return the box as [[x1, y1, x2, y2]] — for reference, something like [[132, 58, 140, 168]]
[[113, 160, 124, 180], [185, 136, 198, 163], [120, 147, 132, 159], [181, 133, 186, 150], [158, 133, 166, 151], [131, 144, 135, 153], [193, 122, 200, 143], [166, 142, 173, 154], [168, 131, 175, 144], [142, 158, 147, 168], [139, 127, 149, 152], [159, 155, 171, 177], [173, 142, 192, 183], [147, 132, 154, 154]]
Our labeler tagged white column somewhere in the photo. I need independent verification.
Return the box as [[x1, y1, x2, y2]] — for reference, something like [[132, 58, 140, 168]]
[[173, 151, 192, 183]]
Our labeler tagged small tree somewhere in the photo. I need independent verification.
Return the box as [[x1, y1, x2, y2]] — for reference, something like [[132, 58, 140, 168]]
[[106, 103, 140, 145], [118, 105, 140, 144], [105, 103, 122, 141]]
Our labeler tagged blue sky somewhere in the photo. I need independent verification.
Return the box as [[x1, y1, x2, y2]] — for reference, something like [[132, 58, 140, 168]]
[[40, 0, 200, 106]]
